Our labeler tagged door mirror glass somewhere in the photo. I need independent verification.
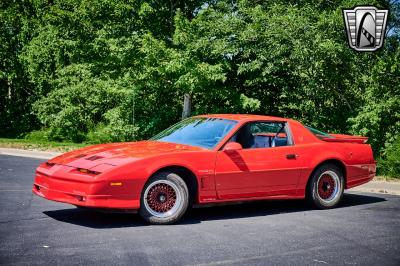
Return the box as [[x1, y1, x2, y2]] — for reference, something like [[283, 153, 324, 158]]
[[223, 142, 243, 151]]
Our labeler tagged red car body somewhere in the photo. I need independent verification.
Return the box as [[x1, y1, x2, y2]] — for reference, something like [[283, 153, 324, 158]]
[[32, 114, 376, 211]]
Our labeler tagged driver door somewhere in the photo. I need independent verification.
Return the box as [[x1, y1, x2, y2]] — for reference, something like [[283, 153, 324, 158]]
[[214, 121, 303, 199]]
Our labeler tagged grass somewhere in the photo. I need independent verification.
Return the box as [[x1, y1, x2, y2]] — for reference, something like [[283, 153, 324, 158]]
[[373, 175, 400, 182], [0, 138, 88, 152]]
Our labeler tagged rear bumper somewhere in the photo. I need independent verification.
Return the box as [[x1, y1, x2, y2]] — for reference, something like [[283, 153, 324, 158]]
[[346, 163, 376, 189], [32, 171, 140, 210]]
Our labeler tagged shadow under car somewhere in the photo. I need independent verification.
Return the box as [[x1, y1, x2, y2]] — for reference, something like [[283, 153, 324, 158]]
[[43, 192, 386, 228]]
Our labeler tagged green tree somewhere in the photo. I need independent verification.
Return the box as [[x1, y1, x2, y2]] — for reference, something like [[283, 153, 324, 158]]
[[1, 0, 399, 178], [0, 0, 38, 137]]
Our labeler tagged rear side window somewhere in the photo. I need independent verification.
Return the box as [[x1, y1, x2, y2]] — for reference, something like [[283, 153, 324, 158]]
[[306, 126, 334, 139]]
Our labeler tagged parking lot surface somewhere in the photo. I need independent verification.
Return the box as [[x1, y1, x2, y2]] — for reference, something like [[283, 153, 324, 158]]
[[1, 155, 399, 265]]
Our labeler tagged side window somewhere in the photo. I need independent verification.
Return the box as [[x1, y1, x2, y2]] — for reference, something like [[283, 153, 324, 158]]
[[231, 122, 291, 149]]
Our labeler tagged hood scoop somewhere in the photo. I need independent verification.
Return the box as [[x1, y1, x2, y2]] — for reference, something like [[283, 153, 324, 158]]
[[73, 154, 104, 161], [86, 155, 105, 161]]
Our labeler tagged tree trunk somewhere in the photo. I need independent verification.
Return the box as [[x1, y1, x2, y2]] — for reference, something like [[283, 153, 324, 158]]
[[182, 93, 192, 119], [7, 79, 11, 99]]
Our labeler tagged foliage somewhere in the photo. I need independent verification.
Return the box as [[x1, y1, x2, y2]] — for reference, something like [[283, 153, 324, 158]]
[[0, 0, 38, 137], [378, 137, 400, 178], [0, 0, 399, 177], [32, 64, 131, 142], [349, 47, 400, 155]]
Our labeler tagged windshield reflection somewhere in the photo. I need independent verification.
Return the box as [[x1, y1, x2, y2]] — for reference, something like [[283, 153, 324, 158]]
[[151, 117, 237, 149]]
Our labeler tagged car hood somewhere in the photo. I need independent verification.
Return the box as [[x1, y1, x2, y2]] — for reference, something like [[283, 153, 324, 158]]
[[48, 141, 204, 169]]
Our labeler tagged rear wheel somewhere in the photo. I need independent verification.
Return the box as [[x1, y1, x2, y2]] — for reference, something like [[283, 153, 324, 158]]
[[307, 164, 344, 209], [139, 172, 189, 224]]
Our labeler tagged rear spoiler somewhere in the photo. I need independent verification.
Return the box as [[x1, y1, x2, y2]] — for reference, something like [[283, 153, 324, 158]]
[[321, 134, 368, 144]]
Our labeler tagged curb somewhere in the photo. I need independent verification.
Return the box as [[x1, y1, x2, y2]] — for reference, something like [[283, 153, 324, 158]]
[[349, 181, 400, 196], [0, 148, 61, 160]]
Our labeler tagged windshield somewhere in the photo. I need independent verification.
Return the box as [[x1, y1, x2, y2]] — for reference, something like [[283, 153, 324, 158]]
[[306, 126, 334, 139], [151, 117, 237, 149]]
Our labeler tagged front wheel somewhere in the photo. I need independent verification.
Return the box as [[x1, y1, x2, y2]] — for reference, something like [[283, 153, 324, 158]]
[[307, 164, 344, 209], [139, 172, 189, 224]]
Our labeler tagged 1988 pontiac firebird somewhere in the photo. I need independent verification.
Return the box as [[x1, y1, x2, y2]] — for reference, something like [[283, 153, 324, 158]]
[[33, 114, 376, 224]]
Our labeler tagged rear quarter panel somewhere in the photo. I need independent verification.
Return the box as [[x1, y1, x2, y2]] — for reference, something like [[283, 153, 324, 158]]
[[288, 120, 375, 196], [295, 142, 375, 196]]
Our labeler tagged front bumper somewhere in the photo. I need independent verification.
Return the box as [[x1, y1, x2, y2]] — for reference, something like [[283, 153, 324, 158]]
[[32, 169, 140, 210]]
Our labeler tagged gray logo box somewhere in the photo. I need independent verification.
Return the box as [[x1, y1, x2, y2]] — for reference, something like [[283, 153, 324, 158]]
[[343, 6, 388, 52]]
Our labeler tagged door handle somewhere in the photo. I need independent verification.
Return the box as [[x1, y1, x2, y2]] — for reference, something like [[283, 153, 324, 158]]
[[286, 154, 297, 159]]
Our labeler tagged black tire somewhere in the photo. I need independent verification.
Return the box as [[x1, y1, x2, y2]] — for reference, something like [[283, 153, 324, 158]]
[[139, 172, 189, 225], [307, 163, 344, 209]]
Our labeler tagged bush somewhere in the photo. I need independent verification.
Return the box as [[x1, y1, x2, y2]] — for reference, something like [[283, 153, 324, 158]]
[[378, 138, 400, 178], [24, 130, 49, 141], [32, 65, 129, 143], [85, 106, 139, 144]]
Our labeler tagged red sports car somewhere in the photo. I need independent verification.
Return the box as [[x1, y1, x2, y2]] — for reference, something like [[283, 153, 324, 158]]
[[33, 114, 376, 224]]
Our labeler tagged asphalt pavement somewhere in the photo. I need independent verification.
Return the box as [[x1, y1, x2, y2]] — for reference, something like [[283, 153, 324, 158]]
[[1, 154, 399, 266]]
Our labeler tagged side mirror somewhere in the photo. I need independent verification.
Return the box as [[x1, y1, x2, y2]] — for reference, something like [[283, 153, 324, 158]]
[[223, 142, 243, 151]]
